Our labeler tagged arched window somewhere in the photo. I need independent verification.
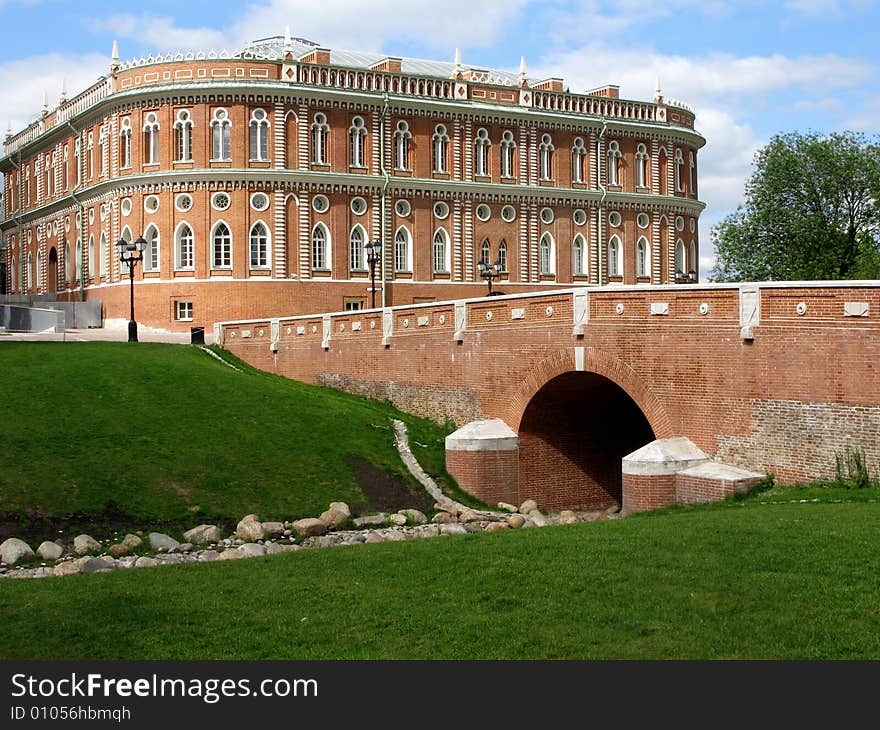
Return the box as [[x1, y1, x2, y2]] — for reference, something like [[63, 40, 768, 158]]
[[63, 147, 69, 190], [572, 234, 586, 276], [474, 128, 490, 177], [249, 221, 269, 268], [45, 156, 52, 198], [99, 233, 108, 277], [24, 167, 30, 205], [675, 238, 686, 276], [87, 235, 94, 278], [394, 227, 411, 272], [174, 110, 193, 161], [432, 124, 449, 173], [432, 228, 449, 273], [689, 152, 696, 194], [539, 133, 554, 180], [498, 240, 508, 273], [658, 148, 668, 195], [87, 132, 93, 178], [119, 118, 132, 168], [26, 252, 32, 290], [689, 240, 697, 277], [636, 143, 649, 188], [175, 222, 194, 270], [311, 113, 329, 165], [349, 116, 367, 168], [540, 233, 555, 275], [674, 148, 684, 192], [480, 239, 490, 267], [608, 140, 621, 186], [143, 224, 159, 272], [500, 130, 516, 178], [211, 108, 232, 161], [572, 137, 586, 184], [608, 236, 621, 277], [349, 225, 366, 271], [98, 130, 107, 175], [311, 223, 330, 270], [636, 236, 651, 278], [143, 112, 160, 165], [212, 221, 232, 268], [394, 120, 412, 170], [74, 238, 82, 282], [249, 109, 270, 162]]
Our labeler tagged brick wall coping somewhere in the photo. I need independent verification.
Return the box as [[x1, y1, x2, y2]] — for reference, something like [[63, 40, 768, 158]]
[[622, 437, 710, 476], [445, 419, 519, 452], [678, 462, 765, 481]]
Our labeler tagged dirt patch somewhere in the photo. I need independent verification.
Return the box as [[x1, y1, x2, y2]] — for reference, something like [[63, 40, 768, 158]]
[[346, 454, 432, 514]]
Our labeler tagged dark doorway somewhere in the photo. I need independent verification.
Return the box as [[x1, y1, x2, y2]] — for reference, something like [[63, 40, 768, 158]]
[[47, 248, 57, 293]]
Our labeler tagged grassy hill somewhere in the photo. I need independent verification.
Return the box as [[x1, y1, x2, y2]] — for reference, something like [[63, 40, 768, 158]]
[[0, 342, 456, 540], [1, 491, 878, 659]]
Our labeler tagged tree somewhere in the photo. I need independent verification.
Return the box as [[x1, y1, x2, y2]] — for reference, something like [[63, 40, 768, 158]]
[[710, 131, 880, 282]]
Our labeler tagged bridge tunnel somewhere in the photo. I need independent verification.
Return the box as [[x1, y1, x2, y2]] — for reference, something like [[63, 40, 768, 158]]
[[517, 371, 656, 510]]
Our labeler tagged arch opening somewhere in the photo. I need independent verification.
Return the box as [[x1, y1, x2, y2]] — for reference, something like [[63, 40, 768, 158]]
[[518, 371, 655, 509], [47, 247, 58, 293]]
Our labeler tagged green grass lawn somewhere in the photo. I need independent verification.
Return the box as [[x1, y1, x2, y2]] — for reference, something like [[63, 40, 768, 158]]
[[0, 342, 456, 540], [1, 493, 878, 660]]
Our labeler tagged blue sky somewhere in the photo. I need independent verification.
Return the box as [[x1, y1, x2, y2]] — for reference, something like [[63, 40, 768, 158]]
[[2, 0, 878, 274]]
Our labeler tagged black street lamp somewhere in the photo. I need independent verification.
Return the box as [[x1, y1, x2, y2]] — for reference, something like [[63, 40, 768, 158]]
[[115, 235, 147, 342], [364, 240, 382, 309], [477, 257, 503, 296]]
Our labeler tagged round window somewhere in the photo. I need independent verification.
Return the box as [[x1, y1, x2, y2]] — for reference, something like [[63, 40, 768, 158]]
[[501, 205, 516, 223], [120, 199, 132, 217], [251, 193, 270, 212], [395, 199, 411, 217], [175, 193, 193, 212], [637, 213, 649, 229], [675, 216, 685, 232], [312, 195, 329, 213], [689, 218, 696, 233], [540, 207, 555, 224], [65, 216, 71, 232], [433, 201, 449, 220], [609, 211, 622, 228], [212, 192, 231, 211], [144, 195, 160, 213], [351, 197, 367, 216], [572, 209, 587, 226], [476, 204, 491, 221], [88, 208, 95, 225]]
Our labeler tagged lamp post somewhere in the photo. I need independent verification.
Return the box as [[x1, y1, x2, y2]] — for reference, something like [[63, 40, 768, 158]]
[[477, 257, 503, 296], [115, 235, 147, 342], [364, 240, 381, 309]]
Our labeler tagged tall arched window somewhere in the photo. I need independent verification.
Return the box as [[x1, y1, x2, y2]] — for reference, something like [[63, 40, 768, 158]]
[[311, 223, 330, 270], [571, 137, 586, 184], [211, 108, 232, 161], [249, 221, 269, 268], [98, 130, 107, 175], [500, 130, 516, 178], [498, 240, 508, 273], [349, 225, 366, 271], [99, 233, 108, 276], [689, 240, 697, 276], [636, 236, 651, 278], [212, 221, 232, 268], [249, 109, 270, 161], [26, 252, 32, 290], [175, 222, 194, 270], [45, 156, 52, 198], [394, 227, 411, 272], [432, 228, 449, 273], [143, 112, 160, 165], [572, 234, 585, 276], [608, 236, 621, 277], [63, 147, 69, 190], [394, 120, 412, 170], [311, 113, 329, 165], [432, 124, 449, 173], [349, 116, 367, 168], [118, 227, 131, 280], [480, 239, 490, 267], [608, 140, 621, 186], [87, 235, 94, 278], [658, 148, 668, 195], [675, 238, 686, 276], [540, 233, 555, 275], [636, 143, 649, 188], [143, 224, 159, 272], [474, 128, 490, 177], [674, 148, 684, 192], [689, 152, 696, 194], [539, 133, 554, 180], [174, 110, 193, 161], [87, 132, 93, 178], [119, 118, 132, 169]]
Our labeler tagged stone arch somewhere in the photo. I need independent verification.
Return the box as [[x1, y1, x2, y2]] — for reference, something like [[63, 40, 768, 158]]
[[505, 346, 673, 439]]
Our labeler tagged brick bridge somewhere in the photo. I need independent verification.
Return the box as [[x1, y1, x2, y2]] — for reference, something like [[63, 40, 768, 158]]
[[217, 282, 880, 512]]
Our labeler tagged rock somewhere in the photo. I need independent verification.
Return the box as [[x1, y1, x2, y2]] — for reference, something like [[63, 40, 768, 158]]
[[484, 522, 509, 532], [605, 505, 621, 516], [417, 525, 440, 538], [557, 510, 579, 525], [175, 543, 194, 553], [232, 538, 244, 546], [497, 502, 518, 513], [282, 529, 292, 537], [352, 514, 387, 528], [149, 532, 180, 552], [463, 522, 485, 534], [434, 502, 458, 514], [238, 543, 267, 558], [134, 556, 159, 568], [364, 532, 385, 544], [73, 534, 101, 555], [33, 567, 54, 579], [80, 557, 115, 574], [35, 541, 62, 561], [507, 514, 525, 529], [0, 537, 34, 565], [398, 509, 427, 524], [183, 524, 221, 545], [53, 561, 81, 577], [380, 529, 406, 542], [196, 550, 219, 562], [122, 534, 143, 549], [314, 535, 340, 548], [529, 510, 548, 527], [519, 499, 538, 514], [236, 519, 264, 542], [217, 549, 246, 561], [522, 518, 536, 529], [261, 521, 285, 537], [117, 557, 138, 569], [432, 512, 457, 524], [240, 514, 259, 523], [319, 502, 351, 528], [292, 518, 327, 538], [107, 544, 130, 558], [388, 513, 407, 526], [440, 523, 468, 536], [343, 534, 367, 545], [266, 543, 300, 554], [459, 510, 481, 523]]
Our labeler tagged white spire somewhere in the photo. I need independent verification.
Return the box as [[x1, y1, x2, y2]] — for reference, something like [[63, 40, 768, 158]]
[[453, 47, 462, 74], [283, 25, 292, 55], [112, 39, 119, 63], [59, 78, 67, 104], [41, 90, 49, 116], [654, 76, 663, 102], [519, 55, 527, 85]]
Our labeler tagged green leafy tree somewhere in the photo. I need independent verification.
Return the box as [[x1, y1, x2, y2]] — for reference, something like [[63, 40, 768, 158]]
[[711, 131, 880, 282]]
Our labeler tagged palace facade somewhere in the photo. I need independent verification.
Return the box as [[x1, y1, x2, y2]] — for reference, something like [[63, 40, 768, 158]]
[[0, 34, 705, 330]]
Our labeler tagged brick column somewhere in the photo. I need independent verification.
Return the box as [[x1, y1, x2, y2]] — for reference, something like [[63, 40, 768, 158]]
[[445, 419, 519, 507]]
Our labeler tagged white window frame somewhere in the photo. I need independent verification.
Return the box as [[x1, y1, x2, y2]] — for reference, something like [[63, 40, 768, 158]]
[[175, 221, 195, 271], [249, 220, 270, 269], [394, 226, 412, 273], [394, 120, 412, 171], [500, 130, 516, 179], [143, 224, 160, 272], [432, 228, 450, 274], [572, 234, 586, 276], [539, 232, 555, 275], [432, 124, 449, 173], [311, 222, 331, 270], [474, 128, 490, 177], [143, 112, 160, 165], [175, 300, 193, 321], [349, 224, 366, 272], [608, 141, 621, 186], [311, 113, 329, 165], [539, 133, 554, 181], [174, 109, 193, 162], [119, 118, 132, 169], [211, 220, 233, 269], [636, 143, 649, 188], [211, 108, 232, 162], [572, 137, 586, 184], [608, 235, 622, 277], [249, 108, 270, 162], [636, 236, 651, 278], [349, 116, 367, 168]]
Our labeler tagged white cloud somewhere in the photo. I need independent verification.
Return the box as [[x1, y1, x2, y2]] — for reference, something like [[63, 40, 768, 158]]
[[784, 0, 872, 15], [96, 15, 226, 54]]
